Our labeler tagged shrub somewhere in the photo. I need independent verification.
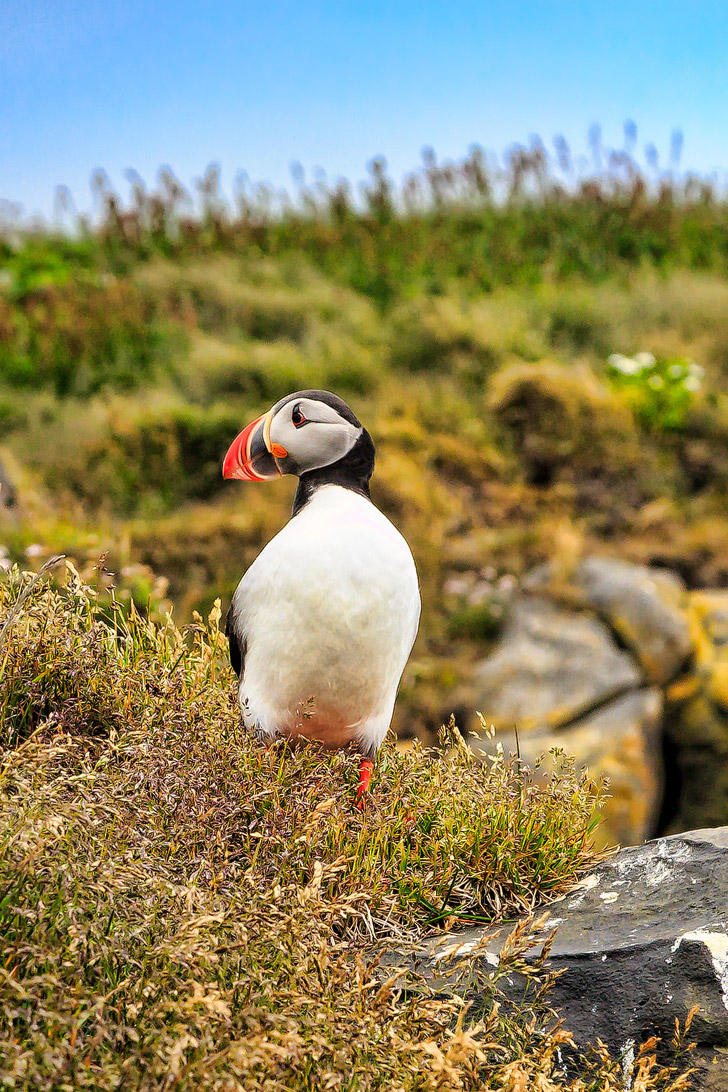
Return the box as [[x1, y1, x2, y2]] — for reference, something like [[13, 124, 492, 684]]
[[32, 399, 246, 515], [447, 601, 503, 641], [607, 351, 705, 432], [388, 297, 500, 380], [157, 263, 310, 342], [0, 392, 25, 432], [489, 361, 652, 502], [0, 274, 175, 398], [199, 340, 319, 403], [544, 292, 616, 355]]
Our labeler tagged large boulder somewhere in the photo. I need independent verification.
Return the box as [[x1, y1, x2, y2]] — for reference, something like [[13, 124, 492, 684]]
[[422, 827, 728, 1090], [472, 596, 641, 732], [524, 556, 693, 685], [470, 594, 662, 844], [467, 557, 728, 842]]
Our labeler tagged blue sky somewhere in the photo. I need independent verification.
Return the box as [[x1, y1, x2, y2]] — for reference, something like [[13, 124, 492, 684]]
[[2, 0, 728, 219]]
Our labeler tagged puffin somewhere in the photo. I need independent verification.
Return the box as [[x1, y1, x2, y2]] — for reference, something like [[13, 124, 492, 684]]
[[222, 389, 420, 805]]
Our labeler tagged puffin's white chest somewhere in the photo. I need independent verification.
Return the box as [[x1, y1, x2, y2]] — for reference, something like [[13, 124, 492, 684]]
[[230, 486, 420, 754]]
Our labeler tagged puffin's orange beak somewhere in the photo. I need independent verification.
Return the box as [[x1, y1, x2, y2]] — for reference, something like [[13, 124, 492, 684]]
[[223, 411, 281, 482]]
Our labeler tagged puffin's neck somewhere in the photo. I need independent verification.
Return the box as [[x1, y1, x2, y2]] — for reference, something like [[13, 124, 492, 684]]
[[292, 429, 375, 517]]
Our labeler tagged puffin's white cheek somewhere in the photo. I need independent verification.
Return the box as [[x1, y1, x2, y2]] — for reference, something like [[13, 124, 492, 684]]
[[272, 421, 361, 474], [294, 426, 356, 471]]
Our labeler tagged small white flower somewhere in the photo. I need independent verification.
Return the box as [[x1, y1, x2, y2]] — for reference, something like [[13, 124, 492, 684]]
[[688, 361, 705, 380], [668, 363, 685, 379], [25, 543, 44, 558], [608, 353, 641, 376], [634, 351, 656, 368], [647, 374, 664, 390], [684, 375, 701, 393]]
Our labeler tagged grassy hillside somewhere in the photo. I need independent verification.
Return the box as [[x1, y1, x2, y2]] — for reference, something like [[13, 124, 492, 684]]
[[4, 141, 728, 747], [0, 566, 694, 1090], [0, 142, 716, 1086]]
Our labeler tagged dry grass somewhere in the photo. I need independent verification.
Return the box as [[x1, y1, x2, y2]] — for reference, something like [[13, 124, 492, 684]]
[[0, 564, 694, 1089]]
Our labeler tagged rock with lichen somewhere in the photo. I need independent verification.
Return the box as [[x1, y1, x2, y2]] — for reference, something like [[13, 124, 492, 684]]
[[418, 827, 728, 1090], [470, 556, 728, 845], [523, 556, 693, 685]]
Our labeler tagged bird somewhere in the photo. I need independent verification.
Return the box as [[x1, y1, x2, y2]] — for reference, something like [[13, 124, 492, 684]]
[[222, 389, 420, 806]]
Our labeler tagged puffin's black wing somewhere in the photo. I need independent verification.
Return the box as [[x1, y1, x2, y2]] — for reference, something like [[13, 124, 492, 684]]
[[225, 603, 246, 678]]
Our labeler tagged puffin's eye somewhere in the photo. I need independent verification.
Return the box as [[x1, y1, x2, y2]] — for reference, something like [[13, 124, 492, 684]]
[[291, 404, 307, 428]]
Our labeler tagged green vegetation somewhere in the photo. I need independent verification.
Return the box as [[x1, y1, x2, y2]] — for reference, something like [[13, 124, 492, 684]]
[[0, 566, 694, 1090], [6, 157, 728, 735], [606, 351, 705, 432], [1, 137, 718, 1085]]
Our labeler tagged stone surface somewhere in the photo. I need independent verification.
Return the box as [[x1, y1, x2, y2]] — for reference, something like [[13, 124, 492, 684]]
[[470, 594, 660, 846], [472, 596, 641, 732], [423, 828, 728, 1090], [466, 555, 728, 849], [524, 556, 693, 685], [472, 689, 664, 846]]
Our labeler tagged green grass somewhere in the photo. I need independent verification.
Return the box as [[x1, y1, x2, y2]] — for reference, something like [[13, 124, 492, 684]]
[[0, 564, 695, 1090]]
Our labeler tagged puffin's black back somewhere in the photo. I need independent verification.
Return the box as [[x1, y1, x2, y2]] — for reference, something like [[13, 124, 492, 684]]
[[226, 606, 245, 677]]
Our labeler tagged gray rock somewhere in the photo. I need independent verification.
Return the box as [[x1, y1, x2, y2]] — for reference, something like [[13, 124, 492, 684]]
[[473, 596, 641, 732], [524, 556, 693, 685], [426, 828, 728, 1089]]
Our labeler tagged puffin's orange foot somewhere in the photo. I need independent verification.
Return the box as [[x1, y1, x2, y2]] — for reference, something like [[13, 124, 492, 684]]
[[356, 758, 374, 810]]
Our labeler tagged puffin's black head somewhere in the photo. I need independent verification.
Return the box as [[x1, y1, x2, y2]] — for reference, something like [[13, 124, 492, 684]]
[[223, 390, 375, 508]]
